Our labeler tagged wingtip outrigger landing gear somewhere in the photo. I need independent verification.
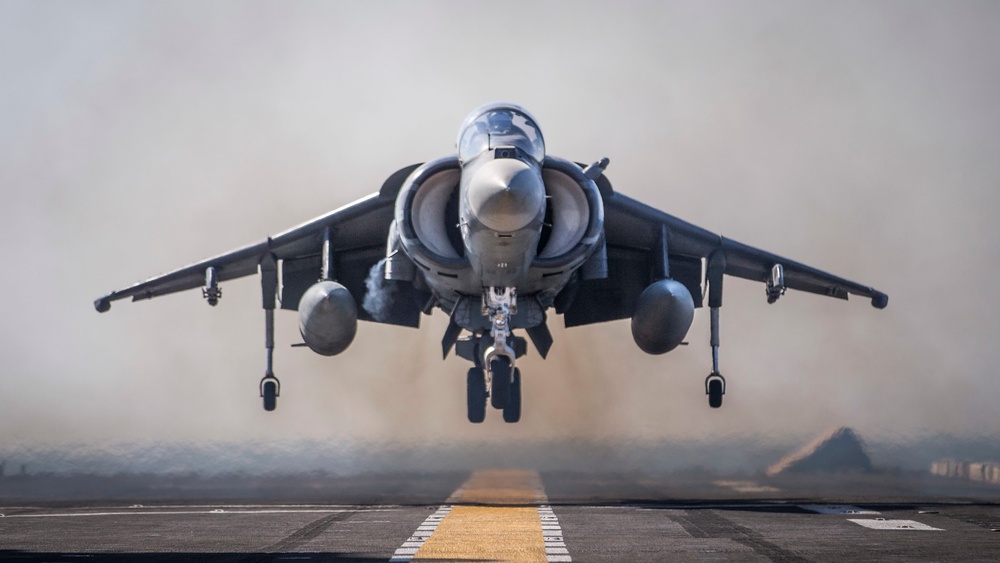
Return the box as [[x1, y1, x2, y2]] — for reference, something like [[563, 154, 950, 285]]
[[706, 252, 727, 409], [260, 308, 280, 412], [706, 306, 726, 409], [259, 254, 280, 412]]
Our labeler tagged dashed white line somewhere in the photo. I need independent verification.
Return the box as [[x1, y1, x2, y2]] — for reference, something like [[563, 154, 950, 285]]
[[389, 505, 452, 562], [539, 505, 571, 563]]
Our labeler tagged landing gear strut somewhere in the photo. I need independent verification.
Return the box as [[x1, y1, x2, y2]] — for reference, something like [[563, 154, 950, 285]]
[[706, 306, 726, 409], [706, 253, 727, 409], [457, 287, 525, 423], [483, 287, 518, 417], [260, 307, 280, 411], [260, 254, 280, 412]]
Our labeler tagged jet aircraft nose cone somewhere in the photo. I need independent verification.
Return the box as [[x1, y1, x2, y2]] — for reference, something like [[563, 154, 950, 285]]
[[467, 158, 545, 232]]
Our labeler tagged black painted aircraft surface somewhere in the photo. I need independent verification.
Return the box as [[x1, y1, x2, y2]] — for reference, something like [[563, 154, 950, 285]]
[[95, 103, 888, 422]]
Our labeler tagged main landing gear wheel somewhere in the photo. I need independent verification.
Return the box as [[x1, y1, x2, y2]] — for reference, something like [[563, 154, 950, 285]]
[[502, 368, 521, 423], [261, 377, 279, 412], [490, 357, 512, 410], [706, 373, 725, 409], [467, 368, 487, 423]]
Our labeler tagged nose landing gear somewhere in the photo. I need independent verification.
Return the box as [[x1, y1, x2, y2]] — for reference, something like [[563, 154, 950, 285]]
[[458, 287, 526, 423]]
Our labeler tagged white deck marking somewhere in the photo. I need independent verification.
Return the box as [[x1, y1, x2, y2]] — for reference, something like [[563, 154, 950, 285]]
[[539, 505, 572, 562], [0, 508, 362, 519], [390, 471, 571, 562], [800, 505, 880, 515], [388, 505, 452, 562], [849, 518, 943, 531]]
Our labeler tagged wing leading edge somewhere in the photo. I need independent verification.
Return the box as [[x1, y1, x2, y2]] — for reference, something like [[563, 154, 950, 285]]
[[610, 192, 887, 303], [94, 192, 390, 311], [94, 164, 423, 315], [562, 184, 887, 328]]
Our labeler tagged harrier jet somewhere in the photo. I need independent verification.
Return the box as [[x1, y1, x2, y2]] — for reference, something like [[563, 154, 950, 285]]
[[95, 102, 888, 422]]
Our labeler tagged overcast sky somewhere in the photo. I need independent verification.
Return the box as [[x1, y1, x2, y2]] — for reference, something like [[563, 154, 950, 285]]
[[1, 1, 998, 460]]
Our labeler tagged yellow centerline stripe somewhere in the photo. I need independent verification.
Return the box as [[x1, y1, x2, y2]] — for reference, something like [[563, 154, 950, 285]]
[[414, 505, 547, 562], [447, 468, 547, 505], [389, 469, 571, 562]]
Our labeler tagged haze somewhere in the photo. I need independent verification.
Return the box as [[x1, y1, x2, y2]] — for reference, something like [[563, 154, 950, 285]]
[[1, 1, 998, 472]]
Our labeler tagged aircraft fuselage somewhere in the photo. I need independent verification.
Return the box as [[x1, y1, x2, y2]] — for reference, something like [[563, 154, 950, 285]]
[[459, 152, 546, 289]]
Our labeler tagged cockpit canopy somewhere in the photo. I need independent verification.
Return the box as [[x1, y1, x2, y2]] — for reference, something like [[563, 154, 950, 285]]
[[457, 102, 545, 164]]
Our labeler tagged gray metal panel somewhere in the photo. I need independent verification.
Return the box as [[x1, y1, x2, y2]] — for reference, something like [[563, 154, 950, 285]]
[[280, 255, 322, 311], [562, 245, 650, 327], [604, 191, 722, 258]]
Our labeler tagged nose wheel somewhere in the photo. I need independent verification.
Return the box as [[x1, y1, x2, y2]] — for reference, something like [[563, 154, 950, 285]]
[[490, 357, 512, 409], [502, 368, 521, 423], [467, 368, 487, 423]]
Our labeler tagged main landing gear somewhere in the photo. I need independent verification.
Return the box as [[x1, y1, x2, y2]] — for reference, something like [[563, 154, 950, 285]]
[[460, 287, 524, 423]]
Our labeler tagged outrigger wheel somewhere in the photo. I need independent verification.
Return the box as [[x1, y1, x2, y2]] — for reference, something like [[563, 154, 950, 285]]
[[706, 373, 725, 409], [261, 376, 279, 412]]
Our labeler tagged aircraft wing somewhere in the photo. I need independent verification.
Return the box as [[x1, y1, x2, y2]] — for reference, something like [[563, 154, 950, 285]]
[[94, 192, 388, 306], [94, 164, 423, 325], [561, 184, 887, 327]]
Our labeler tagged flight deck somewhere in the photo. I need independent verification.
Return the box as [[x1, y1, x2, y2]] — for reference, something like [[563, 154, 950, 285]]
[[1, 469, 998, 562]]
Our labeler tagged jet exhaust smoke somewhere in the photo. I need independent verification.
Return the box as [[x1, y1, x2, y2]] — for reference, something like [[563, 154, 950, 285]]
[[4, 2, 999, 489], [363, 258, 397, 322]]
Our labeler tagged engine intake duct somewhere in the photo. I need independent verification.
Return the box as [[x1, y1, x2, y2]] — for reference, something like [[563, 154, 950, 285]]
[[532, 156, 605, 271]]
